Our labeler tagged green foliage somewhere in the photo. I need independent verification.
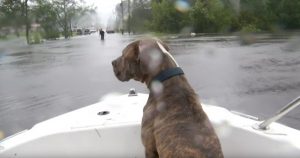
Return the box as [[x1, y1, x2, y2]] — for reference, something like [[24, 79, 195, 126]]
[[2, 0, 299, 38], [150, 0, 190, 33], [30, 31, 42, 44], [267, 0, 300, 30], [190, 0, 234, 33], [34, 0, 60, 39], [0, 0, 24, 36], [237, 0, 270, 32], [126, 0, 300, 34], [0, 0, 94, 42], [240, 24, 260, 33], [131, 6, 152, 33]]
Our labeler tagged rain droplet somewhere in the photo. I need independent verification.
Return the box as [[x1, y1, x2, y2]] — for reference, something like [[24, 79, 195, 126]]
[[215, 121, 232, 137], [175, 0, 191, 13], [0, 130, 5, 140], [148, 50, 163, 72], [151, 80, 164, 95]]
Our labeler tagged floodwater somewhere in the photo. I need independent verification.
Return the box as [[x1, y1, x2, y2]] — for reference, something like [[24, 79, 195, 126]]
[[0, 33, 300, 140]]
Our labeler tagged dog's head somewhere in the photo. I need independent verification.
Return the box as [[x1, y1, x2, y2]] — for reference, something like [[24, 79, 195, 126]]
[[112, 38, 176, 84]]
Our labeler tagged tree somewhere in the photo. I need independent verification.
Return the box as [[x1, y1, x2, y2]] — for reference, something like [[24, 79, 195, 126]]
[[131, 0, 152, 33], [24, 0, 30, 44], [33, 0, 60, 39], [51, 0, 76, 39], [0, 0, 24, 37], [190, 0, 234, 33], [114, 2, 124, 32], [150, 0, 190, 33], [51, 0, 95, 39], [0, 0, 33, 43], [267, 0, 300, 30], [115, 0, 138, 34], [236, 0, 269, 32], [32, 0, 95, 39]]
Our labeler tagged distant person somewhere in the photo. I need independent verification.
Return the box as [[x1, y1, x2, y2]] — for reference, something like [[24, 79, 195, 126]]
[[99, 29, 105, 40]]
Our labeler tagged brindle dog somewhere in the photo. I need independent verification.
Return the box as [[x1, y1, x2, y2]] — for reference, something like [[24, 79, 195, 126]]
[[112, 38, 223, 158]]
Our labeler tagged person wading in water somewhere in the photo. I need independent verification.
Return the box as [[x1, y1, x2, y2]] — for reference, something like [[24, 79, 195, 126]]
[[99, 28, 105, 40]]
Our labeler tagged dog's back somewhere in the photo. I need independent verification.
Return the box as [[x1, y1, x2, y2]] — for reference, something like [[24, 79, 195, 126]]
[[143, 75, 223, 158]]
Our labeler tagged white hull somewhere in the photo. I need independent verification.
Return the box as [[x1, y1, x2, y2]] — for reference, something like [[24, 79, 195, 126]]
[[1, 93, 300, 158]]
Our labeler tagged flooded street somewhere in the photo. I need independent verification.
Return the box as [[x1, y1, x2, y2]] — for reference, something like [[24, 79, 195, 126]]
[[0, 33, 300, 139]]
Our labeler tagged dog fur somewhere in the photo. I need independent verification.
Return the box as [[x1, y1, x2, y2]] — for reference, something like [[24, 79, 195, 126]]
[[112, 38, 223, 158]]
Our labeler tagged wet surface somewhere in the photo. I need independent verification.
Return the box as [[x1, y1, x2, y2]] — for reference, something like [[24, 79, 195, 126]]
[[0, 33, 300, 139]]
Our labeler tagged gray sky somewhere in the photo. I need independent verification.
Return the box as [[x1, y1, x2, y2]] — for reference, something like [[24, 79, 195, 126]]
[[85, 0, 120, 27]]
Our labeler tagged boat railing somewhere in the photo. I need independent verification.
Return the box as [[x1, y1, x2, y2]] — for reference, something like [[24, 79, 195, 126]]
[[254, 96, 300, 130]]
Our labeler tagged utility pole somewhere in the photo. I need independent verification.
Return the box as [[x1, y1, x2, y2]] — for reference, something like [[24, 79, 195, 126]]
[[63, 0, 68, 39], [24, 0, 30, 44], [127, 0, 131, 35], [121, 0, 124, 35]]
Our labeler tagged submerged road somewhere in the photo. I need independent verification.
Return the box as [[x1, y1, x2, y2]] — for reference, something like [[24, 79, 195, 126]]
[[0, 33, 300, 139]]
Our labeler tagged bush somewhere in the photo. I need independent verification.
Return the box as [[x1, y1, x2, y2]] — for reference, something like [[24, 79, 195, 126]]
[[241, 24, 261, 33], [190, 0, 234, 33], [30, 31, 42, 44], [43, 28, 60, 40], [150, 0, 189, 33]]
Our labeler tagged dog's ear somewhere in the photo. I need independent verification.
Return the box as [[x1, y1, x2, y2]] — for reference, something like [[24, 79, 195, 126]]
[[138, 39, 155, 64], [138, 39, 164, 73], [156, 39, 170, 51], [138, 38, 169, 59], [124, 40, 139, 61]]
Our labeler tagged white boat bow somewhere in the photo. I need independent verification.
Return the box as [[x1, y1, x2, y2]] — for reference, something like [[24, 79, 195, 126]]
[[0, 92, 300, 158]]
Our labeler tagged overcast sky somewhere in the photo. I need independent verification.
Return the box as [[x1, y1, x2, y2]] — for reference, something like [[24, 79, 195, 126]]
[[85, 0, 120, 27]]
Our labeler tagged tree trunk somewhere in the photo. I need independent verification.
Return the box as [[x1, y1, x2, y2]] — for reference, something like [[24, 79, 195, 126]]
[[25, 0, 30, 44], [69, 19, 72, 37], [63, 0, 68, 39], [121, 1, 124, 34], [128, 0, 131, 34]]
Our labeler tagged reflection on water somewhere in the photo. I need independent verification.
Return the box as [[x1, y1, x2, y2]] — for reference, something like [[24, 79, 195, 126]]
[[0, 33, 300, 140]]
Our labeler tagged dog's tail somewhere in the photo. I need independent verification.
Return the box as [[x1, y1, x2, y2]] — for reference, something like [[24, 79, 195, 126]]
[[156, 41, 179, 67]]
